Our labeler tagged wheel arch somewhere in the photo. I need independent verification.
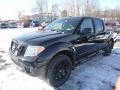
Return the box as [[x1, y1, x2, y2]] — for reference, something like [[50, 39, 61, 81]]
[[50, 50, 76, 67]]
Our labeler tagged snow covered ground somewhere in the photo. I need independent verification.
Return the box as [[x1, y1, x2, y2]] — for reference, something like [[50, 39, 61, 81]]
[[0, 28, 38, 52], [0, 28, 120, 90]]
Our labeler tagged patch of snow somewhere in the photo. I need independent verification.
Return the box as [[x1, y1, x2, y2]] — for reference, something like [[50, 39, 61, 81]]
[[0, 65, 54, 90]]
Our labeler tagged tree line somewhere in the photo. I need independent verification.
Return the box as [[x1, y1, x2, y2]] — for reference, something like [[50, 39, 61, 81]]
[[18, 0, 120, 22]]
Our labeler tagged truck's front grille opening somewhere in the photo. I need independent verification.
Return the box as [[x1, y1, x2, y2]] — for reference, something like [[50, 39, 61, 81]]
[[11, 40, 26, 56]]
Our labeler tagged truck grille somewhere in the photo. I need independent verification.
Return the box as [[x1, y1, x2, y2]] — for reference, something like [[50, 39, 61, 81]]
[[11, 40, 26, 56]]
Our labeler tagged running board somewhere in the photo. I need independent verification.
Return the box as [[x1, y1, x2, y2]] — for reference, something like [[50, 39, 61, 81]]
[[76, 51, 100, 64]]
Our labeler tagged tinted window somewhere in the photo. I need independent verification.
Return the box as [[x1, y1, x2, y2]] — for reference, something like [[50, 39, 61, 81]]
[[94, 19, 104, 34], [80, 19, 94, 33], [44, 18, 80, 33]]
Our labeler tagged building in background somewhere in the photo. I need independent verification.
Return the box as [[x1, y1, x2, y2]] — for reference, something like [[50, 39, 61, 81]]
[[31, 13, 58, 23]]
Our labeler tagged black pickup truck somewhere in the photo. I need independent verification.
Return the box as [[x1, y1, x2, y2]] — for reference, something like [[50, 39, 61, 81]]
[[9, 17, 114, 87]]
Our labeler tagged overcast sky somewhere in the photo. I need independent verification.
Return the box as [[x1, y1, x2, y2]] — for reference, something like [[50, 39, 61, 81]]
[[0, 0, 119, 20]]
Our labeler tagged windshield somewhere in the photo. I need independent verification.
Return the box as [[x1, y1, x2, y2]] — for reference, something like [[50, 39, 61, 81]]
[[44, 18, 80, 33]]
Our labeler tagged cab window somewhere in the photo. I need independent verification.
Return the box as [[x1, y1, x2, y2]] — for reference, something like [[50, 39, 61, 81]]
[[79, 19, 94, 34], [94, 19, 104, 34]]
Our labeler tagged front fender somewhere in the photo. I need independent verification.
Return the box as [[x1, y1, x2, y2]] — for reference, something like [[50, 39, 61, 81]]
[[36, 42, 75, 63]]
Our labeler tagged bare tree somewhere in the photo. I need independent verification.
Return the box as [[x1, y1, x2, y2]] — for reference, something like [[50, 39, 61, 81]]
[[36, 0, 48, 13], [113, 7, 120, 20], [76, 0, 83, 16], [67, 0, 82, 16], [65, 0, 76, 16], [83, 0, 100, 16], [117, 7, 120, 20], [61, 10, 68, 17], [18, 10, 24, 21], [64, 0, 100, 17], [51, 4, 59, 16], [102, 8, 120, 20]]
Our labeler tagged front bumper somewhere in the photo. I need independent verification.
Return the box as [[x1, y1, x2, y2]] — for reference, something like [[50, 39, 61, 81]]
[[9, 52, 47, 77]]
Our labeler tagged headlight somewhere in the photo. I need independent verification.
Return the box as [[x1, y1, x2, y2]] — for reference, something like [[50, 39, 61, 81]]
[[24, 46, 45, 57]]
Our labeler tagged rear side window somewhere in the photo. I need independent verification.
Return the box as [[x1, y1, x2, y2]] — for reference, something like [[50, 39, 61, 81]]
[[94, 19, 104, 34]]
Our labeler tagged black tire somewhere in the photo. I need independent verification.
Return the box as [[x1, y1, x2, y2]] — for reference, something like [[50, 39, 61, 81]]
[[46, 54, 72, 87], [103, 40, 114, 56]]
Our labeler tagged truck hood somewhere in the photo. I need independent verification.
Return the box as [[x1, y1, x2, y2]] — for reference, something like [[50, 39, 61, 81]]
[[15, 31, 69, 45]]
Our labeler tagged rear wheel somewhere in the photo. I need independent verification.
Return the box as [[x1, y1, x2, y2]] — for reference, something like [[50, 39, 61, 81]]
[[46, 55, 72, 87], [103, 40, 114, 56]]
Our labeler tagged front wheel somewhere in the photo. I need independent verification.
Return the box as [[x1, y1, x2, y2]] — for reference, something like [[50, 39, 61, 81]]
[[103, 40, 114, 56], [46, 55, 72, 87]]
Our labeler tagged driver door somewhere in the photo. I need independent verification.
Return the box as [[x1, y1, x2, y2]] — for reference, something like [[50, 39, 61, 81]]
[[74, 18, 96, 58]]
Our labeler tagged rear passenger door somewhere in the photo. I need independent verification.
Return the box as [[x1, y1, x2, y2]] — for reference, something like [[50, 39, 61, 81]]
[[94, 19, 106, 50]]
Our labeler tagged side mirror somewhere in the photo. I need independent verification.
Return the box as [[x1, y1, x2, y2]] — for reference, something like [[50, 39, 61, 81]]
[[81, 28, 92, 34]]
